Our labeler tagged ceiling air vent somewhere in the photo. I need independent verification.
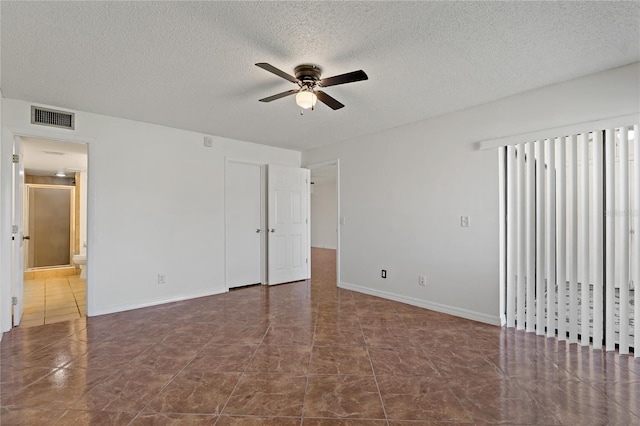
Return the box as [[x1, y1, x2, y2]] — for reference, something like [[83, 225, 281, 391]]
[[31, 106, 75, 130]]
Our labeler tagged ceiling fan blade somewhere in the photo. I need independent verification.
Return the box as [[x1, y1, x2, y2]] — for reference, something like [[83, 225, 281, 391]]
[[258, 89, 299, 103], [255, 63, 298, 83], [318, 70, 368, 87], [316, 91, 345, 110]]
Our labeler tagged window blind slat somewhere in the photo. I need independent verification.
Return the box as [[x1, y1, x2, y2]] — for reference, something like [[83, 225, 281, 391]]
[[546, 138, 556, 337], [619, 127, 630, 354], [556, 137, 567, 340], [605, 128, 616, 351], [568, 135, 579, 344], [579, 133, 590, 346], [536, 140, 546, 335], [592, 131, 604, 350], [506, 145, 517, 327]]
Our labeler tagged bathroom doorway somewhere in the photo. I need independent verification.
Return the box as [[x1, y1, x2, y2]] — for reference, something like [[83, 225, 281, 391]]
[[18, 137, 88, 328], [25, 184, 75, 268]]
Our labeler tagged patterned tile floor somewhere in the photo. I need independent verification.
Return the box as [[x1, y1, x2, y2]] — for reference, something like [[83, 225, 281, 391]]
[[21, 275, 86, 328], [0, 248, 639, 425]]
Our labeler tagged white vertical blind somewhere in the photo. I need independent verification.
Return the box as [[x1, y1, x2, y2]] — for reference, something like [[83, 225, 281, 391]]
[[526, 141, 536, 333], [517, 143, 526, 330], [556, 137, 567, 340], [568, 135, 579, 344], [546, 138, 556, 337], [605, 129, 616, 351], [619, 128, 630, 354], [503, 124, 638, 356], [592, 131, 603, 350], [579, 133, 590, 346], [634, 124, 640, 357], [506, 146, 517, 328], [536, 140, 546, 335]]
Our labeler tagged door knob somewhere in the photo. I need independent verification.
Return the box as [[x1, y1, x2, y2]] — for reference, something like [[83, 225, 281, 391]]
[[270, 228, 275, 233], [256, 229, 261, 233], [23, 236, 30, 240]]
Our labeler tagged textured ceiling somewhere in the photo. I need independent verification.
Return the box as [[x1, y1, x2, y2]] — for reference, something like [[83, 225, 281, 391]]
[[2, 2, 639, 151]]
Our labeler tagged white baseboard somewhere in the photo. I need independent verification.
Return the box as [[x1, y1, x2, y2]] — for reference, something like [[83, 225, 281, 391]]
[[339, 281, 501, 326], [89, 288, 229, 317]]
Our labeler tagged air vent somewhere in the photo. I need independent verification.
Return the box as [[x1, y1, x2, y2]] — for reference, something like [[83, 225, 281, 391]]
[[31, 106, 75, 130]]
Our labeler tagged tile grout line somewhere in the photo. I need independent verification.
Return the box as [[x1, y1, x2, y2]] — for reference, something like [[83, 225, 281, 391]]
[[299, 296, 320, 425], [357, 301, 390, 426], [126, 328, 220, 425], [212, 320, 272, 425]]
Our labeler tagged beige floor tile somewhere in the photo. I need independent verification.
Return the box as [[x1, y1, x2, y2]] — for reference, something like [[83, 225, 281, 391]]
[[45, 290, 73, 296], [19, 318, 45, 328], [46, 306, 80, 317], [22, 312, 45, 322], [45, 298, 76, 307], [24, 303, 45, 310], [24, 306, 46, 314], [45, 279, 69, 285], [46, 301, 78, 311], [45, 313, 81, 324]]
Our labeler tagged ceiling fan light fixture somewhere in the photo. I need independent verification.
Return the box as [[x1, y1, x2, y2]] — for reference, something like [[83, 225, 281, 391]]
[[296, 90, 317, 109]]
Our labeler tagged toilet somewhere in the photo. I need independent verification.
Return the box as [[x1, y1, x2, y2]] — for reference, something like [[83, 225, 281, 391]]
[[72, 254, 87, 279]]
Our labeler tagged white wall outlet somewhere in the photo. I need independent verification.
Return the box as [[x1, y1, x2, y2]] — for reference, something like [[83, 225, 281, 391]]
[[419, 275, 427, 287], [461, 216, 470, 227], [158, 273, 167, 284]]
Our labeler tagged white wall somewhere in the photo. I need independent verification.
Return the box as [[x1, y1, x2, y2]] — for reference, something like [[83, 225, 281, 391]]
[[311, 180, 337, 249], [1, 98, 300, 331], [0, 88, 3, 341], [303, 63, 640, 325]]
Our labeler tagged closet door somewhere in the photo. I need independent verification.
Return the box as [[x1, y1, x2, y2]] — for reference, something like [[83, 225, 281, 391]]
[[226, 161, 262, 288]]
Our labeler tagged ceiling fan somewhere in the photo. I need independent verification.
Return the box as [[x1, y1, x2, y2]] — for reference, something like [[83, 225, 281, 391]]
[[255, 63, 368, 111]]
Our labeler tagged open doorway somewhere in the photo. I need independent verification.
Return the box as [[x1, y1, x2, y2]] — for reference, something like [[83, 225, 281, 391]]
[[19, 137, 88, 328], [309, 161, 339, 285]]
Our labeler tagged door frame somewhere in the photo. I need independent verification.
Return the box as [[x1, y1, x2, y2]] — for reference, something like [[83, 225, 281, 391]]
[[224, 158, 267, 288], [1, 126, 93, 333], [305, 159, 341, 286]]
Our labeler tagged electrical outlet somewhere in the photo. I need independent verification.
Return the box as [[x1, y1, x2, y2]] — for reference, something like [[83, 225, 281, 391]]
[[461, 216, 470, 227], [419, 275, 426, 287], [381, 270, 387, 279], [158, 273, 167, 284]]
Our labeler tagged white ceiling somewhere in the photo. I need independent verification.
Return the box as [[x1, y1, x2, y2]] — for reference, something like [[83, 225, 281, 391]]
[[2, 2, 639, 151]]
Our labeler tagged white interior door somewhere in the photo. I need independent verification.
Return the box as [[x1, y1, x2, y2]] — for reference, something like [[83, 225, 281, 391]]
[[226, 161, 262, 288], [268, 164, 310, 285], [12, 136, 25, 326]]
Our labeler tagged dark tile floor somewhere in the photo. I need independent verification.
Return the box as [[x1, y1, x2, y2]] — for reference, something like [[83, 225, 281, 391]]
[[1, 248, 639, 425]]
